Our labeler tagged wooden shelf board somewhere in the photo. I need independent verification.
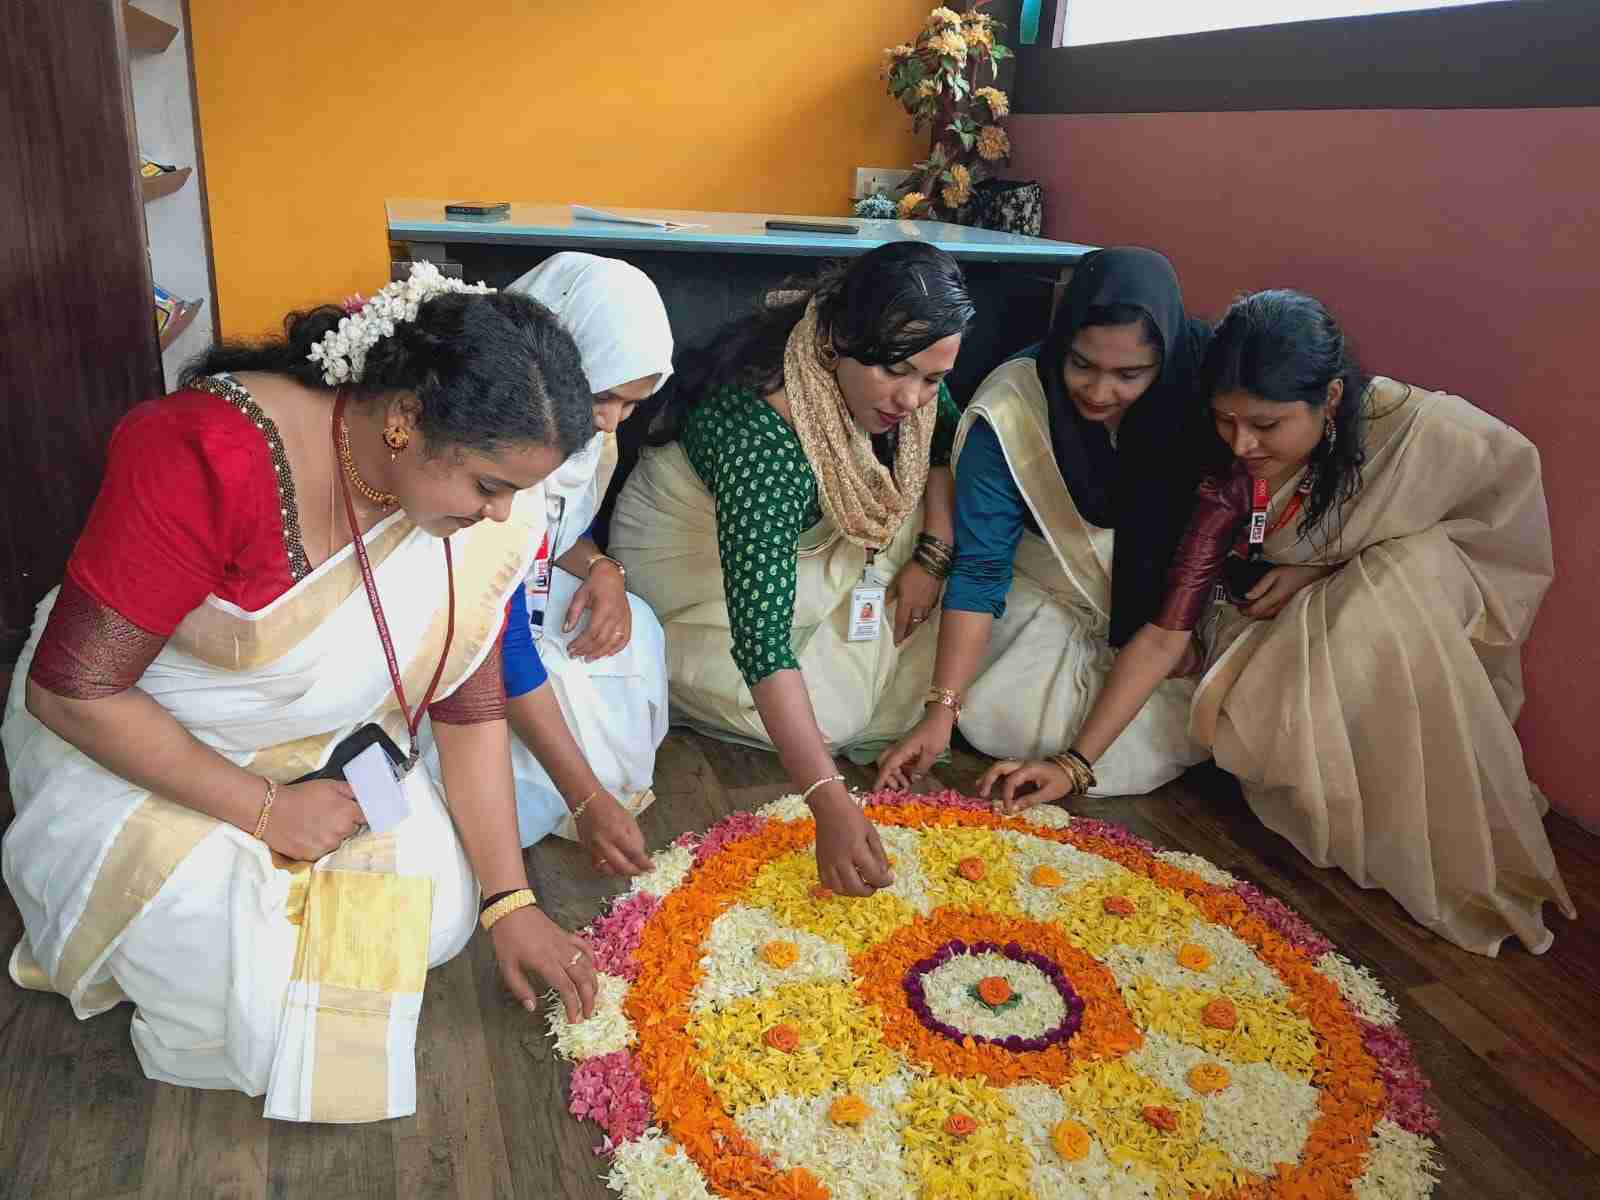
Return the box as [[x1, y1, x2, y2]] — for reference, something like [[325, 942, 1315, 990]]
[[157, 297, 204, 351], [139, 166, 191, 203], [124, 2, 179, 53]]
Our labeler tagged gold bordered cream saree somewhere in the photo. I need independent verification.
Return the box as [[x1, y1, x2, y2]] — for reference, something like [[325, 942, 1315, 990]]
[[2, 491, 540, 1120], [951, 357, 1207, 793], [609, 442, 938, 759], [1192, 380, 1574, 955]]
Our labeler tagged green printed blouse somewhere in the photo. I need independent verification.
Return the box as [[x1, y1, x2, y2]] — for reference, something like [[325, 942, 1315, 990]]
[[682, 383, 958, 687]]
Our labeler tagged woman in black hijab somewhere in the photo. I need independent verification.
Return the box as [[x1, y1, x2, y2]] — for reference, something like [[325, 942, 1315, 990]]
[[877, 247, 1220, 794]]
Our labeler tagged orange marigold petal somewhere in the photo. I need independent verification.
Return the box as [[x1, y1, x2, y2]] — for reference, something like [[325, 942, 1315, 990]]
[[1029, 865, 1065, 887], [943, 1112, 978, 1137], [1051, 1119, 1091, 1161], [1102, 895, 1136, 916], [809, 884, 833, 900], [763, 1023, 800, 1052], [828, 1094, 872, 1126], [1141, 1105, 1179, 1132], [760, 939, 800, 969], [976, 975, 1013, 1005], [1188, 1062, 1232, 1094], [956, 856, 987, 881], [1201, 998, 1239, 1030], [1177, 943, 1214, 971]]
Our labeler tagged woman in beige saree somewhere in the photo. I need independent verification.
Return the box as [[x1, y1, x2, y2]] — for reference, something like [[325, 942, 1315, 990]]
[[3, 270, 603, 1120], [980, 289, 1574, 956], [610, 243, 976, 897]]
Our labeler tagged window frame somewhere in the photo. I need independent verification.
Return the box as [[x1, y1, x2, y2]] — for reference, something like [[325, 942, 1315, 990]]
[[1013, 0, 1600, 113]]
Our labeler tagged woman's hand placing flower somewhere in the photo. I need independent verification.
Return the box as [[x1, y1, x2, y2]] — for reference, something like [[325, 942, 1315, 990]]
[[976, 758, 1076, 815]]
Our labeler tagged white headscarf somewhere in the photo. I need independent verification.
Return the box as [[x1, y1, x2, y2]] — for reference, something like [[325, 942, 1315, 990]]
[[506, 252, 674, 397], [505, 253, 674, 555]]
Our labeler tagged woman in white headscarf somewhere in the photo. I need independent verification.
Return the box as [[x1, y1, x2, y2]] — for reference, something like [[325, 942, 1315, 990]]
[[441, 252, 673, 872]]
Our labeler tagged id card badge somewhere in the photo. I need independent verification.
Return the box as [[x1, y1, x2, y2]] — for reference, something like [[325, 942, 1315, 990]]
[[528, 494, 567, 642], [343, 741, 410, 833], [848, 584, 885, 642]]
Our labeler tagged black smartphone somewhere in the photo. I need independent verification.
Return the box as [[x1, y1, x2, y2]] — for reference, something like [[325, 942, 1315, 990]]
[[290, 723, 407, 786], [765, 219, 860, 235], [1222, 556, 1275, 606], [445, 200, 510, 217]]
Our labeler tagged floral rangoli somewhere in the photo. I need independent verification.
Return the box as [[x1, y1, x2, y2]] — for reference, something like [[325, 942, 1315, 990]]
[[552, 788, 1441, 1199]]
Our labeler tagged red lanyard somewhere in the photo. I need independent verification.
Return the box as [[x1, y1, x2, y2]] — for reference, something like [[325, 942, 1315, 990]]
[[333, 394, 455, 768], [1235, 476, 1306, 560]]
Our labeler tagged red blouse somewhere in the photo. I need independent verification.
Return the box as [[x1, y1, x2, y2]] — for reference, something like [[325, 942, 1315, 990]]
[[1152, 464, 1254, 633], [30, 379, 504, 723]]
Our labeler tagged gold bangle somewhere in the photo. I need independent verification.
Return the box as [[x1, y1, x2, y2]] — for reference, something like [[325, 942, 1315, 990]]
[[479, 888, 537, 931], [251, 778, 278, 841], [925, 687, 962, 720], [571, 788, 605, 822], [1048, 753, 1096, 796], [586, 552, 627, 584]]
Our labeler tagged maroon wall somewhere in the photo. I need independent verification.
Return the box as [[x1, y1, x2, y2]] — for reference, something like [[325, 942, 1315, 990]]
[[1008, 108, 1600, 828]]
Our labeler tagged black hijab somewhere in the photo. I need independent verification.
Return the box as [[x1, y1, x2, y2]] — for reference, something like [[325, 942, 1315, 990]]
[[1038, 247, 1213, 646]]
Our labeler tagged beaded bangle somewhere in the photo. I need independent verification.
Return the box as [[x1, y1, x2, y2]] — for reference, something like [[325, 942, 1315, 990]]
[[479, 888, 537, 931], [251, 778, 279, 841], [799, 773, 846, 805]]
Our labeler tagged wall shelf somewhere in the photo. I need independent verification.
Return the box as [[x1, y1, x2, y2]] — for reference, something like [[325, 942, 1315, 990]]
[[139, 165, 190, 202], [157, 297, 203, 351], [124, 3, 179, 53]]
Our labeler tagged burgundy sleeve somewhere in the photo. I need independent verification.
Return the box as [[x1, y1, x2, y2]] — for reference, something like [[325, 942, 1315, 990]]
[[29, 577, 166, 699], [429, 642, 508, 726], [1152, 470, 1250, 633]]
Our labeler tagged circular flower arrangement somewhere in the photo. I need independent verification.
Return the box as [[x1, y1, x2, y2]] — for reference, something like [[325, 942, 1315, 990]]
[[554, 789, 1441, 1199]]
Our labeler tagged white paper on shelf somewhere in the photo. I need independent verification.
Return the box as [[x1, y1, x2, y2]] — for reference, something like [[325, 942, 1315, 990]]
[[570, 204, 707, 231]]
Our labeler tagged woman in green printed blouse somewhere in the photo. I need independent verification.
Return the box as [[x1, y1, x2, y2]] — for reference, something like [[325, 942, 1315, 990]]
[[611, 243, 974, 896]]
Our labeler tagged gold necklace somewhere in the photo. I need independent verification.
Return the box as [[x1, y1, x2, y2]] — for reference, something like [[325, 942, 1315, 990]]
[[336, 412, 398, 508]]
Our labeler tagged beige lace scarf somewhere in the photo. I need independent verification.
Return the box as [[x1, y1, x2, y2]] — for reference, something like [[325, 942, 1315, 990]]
[[781, 299, 935, 551]]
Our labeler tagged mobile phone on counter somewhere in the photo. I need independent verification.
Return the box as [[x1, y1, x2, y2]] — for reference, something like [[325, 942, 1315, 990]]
[[765, 219, 859, 235]]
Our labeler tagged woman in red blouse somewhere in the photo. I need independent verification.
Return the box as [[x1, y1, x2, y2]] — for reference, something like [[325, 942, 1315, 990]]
[[2, 276, 605, 1119], [979, 289, 1573, 956]]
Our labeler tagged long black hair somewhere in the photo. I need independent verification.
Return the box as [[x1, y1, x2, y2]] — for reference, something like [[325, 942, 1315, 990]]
[[650, 241, 975, 443], [181, 290, 594, 460], [1202, 289, 1370, 546]]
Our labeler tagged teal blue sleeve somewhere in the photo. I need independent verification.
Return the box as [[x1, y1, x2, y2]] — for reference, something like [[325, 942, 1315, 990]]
[[944, 417, 1026, 617]]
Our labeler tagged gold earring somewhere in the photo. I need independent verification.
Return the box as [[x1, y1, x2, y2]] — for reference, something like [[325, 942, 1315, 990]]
[[383, 425, 411, 459], [816, 339, 839, 370]]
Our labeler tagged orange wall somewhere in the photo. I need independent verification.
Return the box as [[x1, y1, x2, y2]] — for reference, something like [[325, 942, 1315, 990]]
[[1008, 108, 1600, 829], [188, 1, 931, 337]]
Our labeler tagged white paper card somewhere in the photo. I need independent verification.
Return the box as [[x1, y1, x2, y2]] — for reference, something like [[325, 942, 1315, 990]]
[[848, 585, 885, 642], [344, 742, 409, 833]]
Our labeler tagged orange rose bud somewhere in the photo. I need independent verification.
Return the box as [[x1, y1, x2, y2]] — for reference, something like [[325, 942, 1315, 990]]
[[1051, 1119, 1091, 1161], [829, 1094, 872, 1126], [1176, 943, 1213, 971], [957, 857, 987, 882], [976, 975, 1013, 1006], [1102, 895, 1136, 916], [1188, 1063, 1231, 1094], [1029, 865, 1065, 888], [1141, 1105, 1179, 1132], [1201, 998, 1238, 1030], [943, 1112, 978, 1137], [763, 1023, 799, 1052], [760, 940, 799, 969]]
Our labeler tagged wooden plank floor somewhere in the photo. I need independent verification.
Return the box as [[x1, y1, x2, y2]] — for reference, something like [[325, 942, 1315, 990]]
[[2, 729, 1598, 1199]]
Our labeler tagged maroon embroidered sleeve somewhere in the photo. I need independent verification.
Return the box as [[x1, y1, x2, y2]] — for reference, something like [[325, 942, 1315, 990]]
[[429, 642, 508, 725], [1152, 468, 1251, 633], [29, 577, 166, 699]]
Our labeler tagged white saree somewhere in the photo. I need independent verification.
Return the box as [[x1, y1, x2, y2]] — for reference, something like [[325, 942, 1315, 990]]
[[609, 442, 939, 758], [1192, 380, 1575, 955], [2, 492, 540, 1120], [951, 357, 1207, 794]]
